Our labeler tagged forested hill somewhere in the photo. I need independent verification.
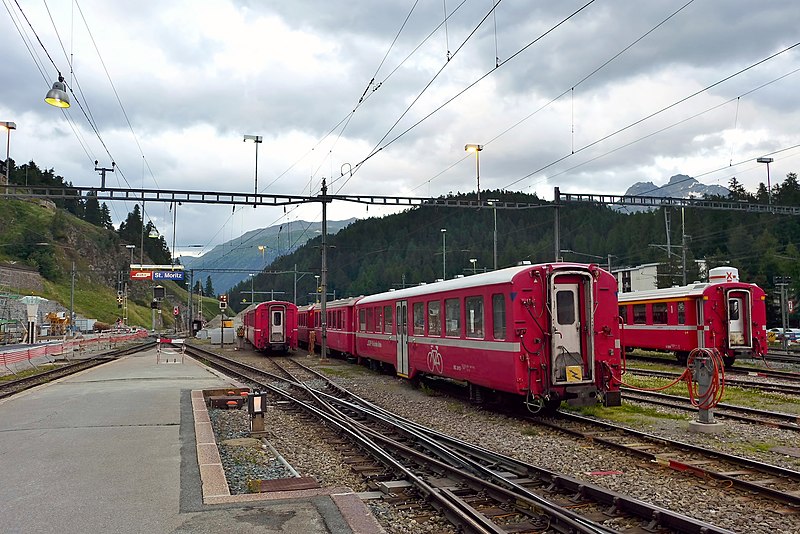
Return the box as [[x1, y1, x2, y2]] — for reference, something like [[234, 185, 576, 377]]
[[234, 174, 800, 327]]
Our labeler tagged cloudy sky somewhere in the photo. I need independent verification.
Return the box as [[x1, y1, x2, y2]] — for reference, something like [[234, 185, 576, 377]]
[[2, 0, 799, 257]]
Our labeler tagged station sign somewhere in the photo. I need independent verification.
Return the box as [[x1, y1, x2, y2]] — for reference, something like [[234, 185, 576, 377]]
[[153, 271, 185, 281], [130, 270, 153, 280]]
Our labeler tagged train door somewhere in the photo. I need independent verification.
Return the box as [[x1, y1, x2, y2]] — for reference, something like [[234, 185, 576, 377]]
[[550, 273, 593, 385], [270, 305, 286, 344], [726, 290, 751, 348], [395, 301, 409, 377]]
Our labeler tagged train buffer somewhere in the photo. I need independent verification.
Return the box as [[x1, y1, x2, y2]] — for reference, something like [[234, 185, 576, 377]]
[[207, 395, 245, 409]]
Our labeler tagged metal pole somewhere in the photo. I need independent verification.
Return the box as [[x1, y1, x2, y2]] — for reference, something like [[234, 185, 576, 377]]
[[441, 229, 446, 279], [475, 149, 480, 204], [493, 203, 498, 270], [140, 201, 145, 264], [250, 275, 255, 303], [293, 263, 297, 305], [254, 141, 259, 198], [553, 187, 560, 261], [607, 254, 612, 272], [70, 261, 75, 335], [681, 207, 687, 286], [4, 125, 10, 193], [320, 178, 329, 360], [187, 269, 192, 333]]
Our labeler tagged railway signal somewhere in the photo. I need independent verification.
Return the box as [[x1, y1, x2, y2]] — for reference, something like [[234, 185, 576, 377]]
[[219, 294, 228, 311]]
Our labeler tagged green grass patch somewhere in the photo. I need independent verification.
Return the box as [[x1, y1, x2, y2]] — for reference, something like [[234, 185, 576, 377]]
[[571, 401, 688, 425], [317, 364, 371, 379], [620, 374, 800, 414], [0, 364, 60, 382]]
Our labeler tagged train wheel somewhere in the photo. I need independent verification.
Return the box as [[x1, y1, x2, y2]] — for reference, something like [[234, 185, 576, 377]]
[[676, 351, 689, 366], [723, 355, 736, 368]]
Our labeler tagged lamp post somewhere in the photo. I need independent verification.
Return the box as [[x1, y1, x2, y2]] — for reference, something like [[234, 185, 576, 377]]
[[441, 228, 447, 280], [465, 144, 483, 203], [757, 157, 774, 204], [257, 245, 266, 263], [469, 258, 477, 274], [1, 121, 16, 193], [488, 198, 499, 270], [244, 134, 262, 205]]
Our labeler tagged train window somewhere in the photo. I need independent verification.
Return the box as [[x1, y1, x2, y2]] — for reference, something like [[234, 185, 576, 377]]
[[619, 305, 627, 324], [376, 307, 383, 333], [465, 296, 484, 339], [492, 294, 506, 339], [273, 312, 282, 326], [633, 304, 646, 324], [384, 305, 393, 333], [729, 299, 740, 320], [445, 298, 461, 337], [652, 303, 667, 324], [359, 309, 366, 332], [428, 301, 441, 335], [677, 302, 685, 324], [366, 308, 375, 332], [338, 310, 343, 329], [555, 291, 574, 325], [413, 302, 424, 335]]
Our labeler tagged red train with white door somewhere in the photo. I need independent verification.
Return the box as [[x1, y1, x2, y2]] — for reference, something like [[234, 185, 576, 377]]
[[298, 262, 622, 411], [243, 300, 298, 353], [617, 267, 767, 367]]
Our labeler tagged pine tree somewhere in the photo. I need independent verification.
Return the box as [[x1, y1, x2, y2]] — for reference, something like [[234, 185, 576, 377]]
[[204, 276, 215, 297]]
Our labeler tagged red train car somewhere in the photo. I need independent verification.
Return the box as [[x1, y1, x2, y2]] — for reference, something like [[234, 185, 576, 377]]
[[352, 263, 622, 410], [243, 301, 298, 353], [618, 267, 767, 367]]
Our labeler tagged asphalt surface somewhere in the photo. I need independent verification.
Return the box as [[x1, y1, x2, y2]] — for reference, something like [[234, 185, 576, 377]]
[[0, 349, 375, 533]]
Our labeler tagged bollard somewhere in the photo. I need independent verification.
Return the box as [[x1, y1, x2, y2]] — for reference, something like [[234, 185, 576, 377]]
[[247, 391, 268, 437]]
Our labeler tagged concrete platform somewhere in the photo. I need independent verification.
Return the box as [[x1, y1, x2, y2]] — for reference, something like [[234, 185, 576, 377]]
[[0, 349, 383, 533]]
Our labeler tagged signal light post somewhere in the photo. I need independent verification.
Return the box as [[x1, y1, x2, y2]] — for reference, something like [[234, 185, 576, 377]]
[[219, 294, 228, 349]]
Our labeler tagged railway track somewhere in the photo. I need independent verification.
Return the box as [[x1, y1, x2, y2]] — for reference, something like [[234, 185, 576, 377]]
[[186, 344, 735, 534], [0, 340, 156, 400], [537, 411, 800, 509], [624, 366, 800, 396], [621, 389, 800, 430]]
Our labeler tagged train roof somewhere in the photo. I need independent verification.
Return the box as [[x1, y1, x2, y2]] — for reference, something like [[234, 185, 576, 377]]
[[618, 280, 760, 302], [300, 295, 363, 312], [358, 262, 595, 305]]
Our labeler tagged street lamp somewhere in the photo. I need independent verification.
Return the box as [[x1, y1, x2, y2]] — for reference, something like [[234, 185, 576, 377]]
[[757, 157, 774, 204], [464, 144, 483, 203], [123, 244, 135, 265], [257, 245, 266, 262], [1, 121, 16, 192], [469, 258, 477, 274], [441, 228, 447, 280], [488, 198, 499, 270], [44, 75, 70, 108], [244, 134, 263, 205]]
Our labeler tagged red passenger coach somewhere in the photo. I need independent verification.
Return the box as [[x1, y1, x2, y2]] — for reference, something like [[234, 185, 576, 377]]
[[354, 263, 622, 410], [618, 267, 767, 367], [243, 301, 298, 353]]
